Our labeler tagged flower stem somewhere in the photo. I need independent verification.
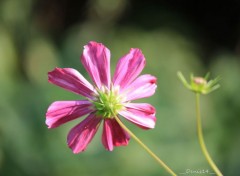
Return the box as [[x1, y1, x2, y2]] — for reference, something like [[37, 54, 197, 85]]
[[114, 115, 177, 176], [195, 93, 223, 176]]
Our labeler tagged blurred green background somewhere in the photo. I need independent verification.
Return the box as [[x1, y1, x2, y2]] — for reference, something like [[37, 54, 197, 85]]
[[0, 0, 240, 175]]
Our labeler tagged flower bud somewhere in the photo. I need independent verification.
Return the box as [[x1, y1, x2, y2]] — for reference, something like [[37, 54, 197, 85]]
[[193, 77, 207, 85], [177, 72, 220, 95]]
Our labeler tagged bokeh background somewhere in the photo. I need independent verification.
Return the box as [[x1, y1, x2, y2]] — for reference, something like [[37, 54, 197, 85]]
[[1, 0, 240, 175]]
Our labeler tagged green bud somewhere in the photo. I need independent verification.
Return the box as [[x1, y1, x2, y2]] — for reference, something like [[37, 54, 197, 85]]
[[177, 71, 220, 94]]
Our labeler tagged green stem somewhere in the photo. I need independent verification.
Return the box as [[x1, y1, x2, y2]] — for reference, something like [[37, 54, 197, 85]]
[[114, 115, 177, 176], [195, 93, 223, 176]]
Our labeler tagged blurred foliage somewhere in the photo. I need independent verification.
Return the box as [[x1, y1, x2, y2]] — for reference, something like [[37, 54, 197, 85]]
[[0, 0, 240, 175]]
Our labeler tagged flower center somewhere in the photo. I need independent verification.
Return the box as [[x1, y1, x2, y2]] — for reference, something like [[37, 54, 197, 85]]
[[93, 86, 124, 118]]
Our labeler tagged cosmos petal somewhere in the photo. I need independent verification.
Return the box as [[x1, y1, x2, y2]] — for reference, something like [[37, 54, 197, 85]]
[[113, 48, 145, 90], [119, 103, 156, 129], [46, 100, 93, 128], [67, 113, 101, 153], [102, 118, 130, 151], [81, 41, 111, 88], [48, 68, 95, 98], [124, 74, 157, 101]]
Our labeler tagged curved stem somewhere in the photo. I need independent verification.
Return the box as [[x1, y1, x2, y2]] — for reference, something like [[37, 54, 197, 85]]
[[195, 93, 223, 176], [114, 115, 177, 176]]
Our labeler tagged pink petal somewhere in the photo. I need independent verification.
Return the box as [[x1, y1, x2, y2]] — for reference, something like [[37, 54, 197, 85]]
[[119, 103, 156, 129], [102, 119, 130, 151], [48, 68, 95, 98], [124, 74, 157, 101], [81, 41, 111, 88], [113, 48, 145, 90], [67, 113, 101, 153], [46, 100, 93, 128]]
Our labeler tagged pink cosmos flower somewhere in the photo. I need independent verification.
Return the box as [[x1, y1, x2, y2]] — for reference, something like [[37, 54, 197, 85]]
[[46, 41, 157, 153]]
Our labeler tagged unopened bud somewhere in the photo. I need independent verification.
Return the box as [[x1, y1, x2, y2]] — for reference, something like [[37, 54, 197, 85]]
[[193, 77, 207, 85], [177, 71, 220, 95]]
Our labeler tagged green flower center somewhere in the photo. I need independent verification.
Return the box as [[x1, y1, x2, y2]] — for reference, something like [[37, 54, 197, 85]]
[[93, 86, 124, 118]]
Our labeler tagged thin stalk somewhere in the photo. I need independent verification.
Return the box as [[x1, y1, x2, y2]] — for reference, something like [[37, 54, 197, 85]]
[[195, 93, 223, 176], [114, 115, 177, 176]]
